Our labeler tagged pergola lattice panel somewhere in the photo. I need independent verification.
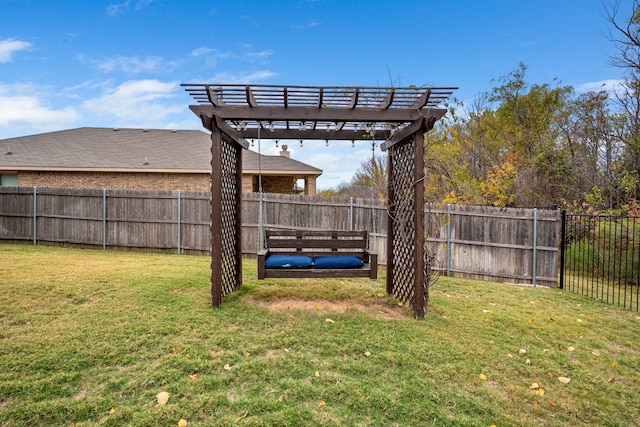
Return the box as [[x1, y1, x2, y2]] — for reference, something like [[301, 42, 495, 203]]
[[217, 137, 241, 298], [388, 140, 417, 305]]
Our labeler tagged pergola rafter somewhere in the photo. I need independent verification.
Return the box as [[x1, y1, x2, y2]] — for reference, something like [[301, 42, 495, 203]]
[[182, 83, 456, 318]]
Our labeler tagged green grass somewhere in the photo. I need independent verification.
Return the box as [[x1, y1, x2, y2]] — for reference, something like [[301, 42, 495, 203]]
[[1, 243, 639, 426]]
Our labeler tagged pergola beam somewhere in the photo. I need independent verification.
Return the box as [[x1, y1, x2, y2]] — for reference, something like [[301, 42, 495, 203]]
[[189, 104, 432, 123]]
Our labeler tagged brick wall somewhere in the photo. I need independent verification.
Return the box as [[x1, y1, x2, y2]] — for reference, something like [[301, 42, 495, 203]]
[[18, 171, 310, 194], [19, 171, 210, 191]]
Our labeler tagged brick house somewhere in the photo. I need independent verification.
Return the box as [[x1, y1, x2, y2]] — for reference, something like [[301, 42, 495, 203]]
[[0, 127, 322, 194]]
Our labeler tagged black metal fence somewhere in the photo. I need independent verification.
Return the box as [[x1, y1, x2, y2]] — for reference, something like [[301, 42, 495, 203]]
[[560, 211, 640, 311]]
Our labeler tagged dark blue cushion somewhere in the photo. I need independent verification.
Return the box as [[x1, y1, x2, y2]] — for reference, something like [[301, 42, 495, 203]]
[[264, 255, 314, 269], [313, 255, 364, 269]]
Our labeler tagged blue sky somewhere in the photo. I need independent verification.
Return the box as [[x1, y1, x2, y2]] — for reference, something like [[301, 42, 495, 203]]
[[0, 0, 629, 190]]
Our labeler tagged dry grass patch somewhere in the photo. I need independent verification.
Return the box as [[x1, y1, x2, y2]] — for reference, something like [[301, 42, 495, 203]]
[[246, 297, 408, 320]]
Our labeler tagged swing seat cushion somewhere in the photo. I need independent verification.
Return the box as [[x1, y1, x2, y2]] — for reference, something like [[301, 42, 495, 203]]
[[264, 254, 314, 269], [313, 255, 364, 269]]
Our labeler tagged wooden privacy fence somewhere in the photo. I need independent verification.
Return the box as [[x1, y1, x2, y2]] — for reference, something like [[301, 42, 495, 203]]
[[0, 187, 560, 286], [426, 204, 559, 287]]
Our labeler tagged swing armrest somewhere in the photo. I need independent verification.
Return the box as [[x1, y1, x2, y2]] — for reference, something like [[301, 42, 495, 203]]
[[364, 250, 378, 279], [257, 249, 269, 279]]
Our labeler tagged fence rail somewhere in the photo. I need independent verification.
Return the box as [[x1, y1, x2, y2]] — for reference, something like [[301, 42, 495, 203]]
[[0, 187, 559, 286]]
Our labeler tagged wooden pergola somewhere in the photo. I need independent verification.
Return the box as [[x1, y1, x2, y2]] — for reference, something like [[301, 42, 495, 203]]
[[182, 84, 456, 318]]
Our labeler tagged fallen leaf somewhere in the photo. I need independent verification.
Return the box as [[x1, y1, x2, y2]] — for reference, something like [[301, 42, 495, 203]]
[[288, 313, 295, 319], [318, 400, 326, 407], [528, 318, 534, 323], [316, 305, 321, 310], [558, 376, 571, 384], [592, 350, 601, 357], [315, 371, 320, 377], [376, 292, 384, 298], [223, 364, 231, 370], [538, 389, 545, 396], [525, 359, 531, 365], [172, 348, 177, 354], [611, 361, 617, 367], [156, 391, 170, 406], [482, 309, 490, 313], [245, 352, 251, 357], [577, 318, 583, 323], [364, 351, 371, 357], [325, 318, 335, 323], [398, 302, 403, 307], [529, 382, 540, 389], [178, 420, 188, 427], [284, 348, 290, 352], [532, 400, 539, 409], [543, 349, 550, 354], [567, 346, 575, 352], [519, 348, 527, 356], [548, 401, 557, 408], [277, 394, 284, 401], [479, 373, 487, 381], [286, 323, 293, 328], [109, 407, 116, 414], [235, 411, 249, 422], [188, 374, 198, 380], [608, 377, 616, 383]]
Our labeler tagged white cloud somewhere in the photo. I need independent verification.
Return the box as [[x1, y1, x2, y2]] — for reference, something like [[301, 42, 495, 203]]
[[82, 79, 184, 126], [0, 84, 80, 132], [97, 55, 171, 74], [575, 79, 624, 94], [209, 70, 276, 84], [0, 38, 32, 63], [106, 0, 154, 17], [190, 47, 214, 57]]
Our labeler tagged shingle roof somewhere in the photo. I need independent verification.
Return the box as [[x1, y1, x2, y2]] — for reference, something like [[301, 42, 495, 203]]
[[0, 127, 322, 175]]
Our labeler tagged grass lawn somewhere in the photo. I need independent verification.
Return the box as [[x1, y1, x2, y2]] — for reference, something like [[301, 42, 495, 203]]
[[1, 243, 639, 426]]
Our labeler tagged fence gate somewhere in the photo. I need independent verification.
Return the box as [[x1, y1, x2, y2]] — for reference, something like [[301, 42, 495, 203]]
[[560, 211, 640, 312]]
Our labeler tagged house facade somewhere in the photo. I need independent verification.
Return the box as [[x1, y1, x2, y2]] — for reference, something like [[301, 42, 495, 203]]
[[0, 127, 322, 195]]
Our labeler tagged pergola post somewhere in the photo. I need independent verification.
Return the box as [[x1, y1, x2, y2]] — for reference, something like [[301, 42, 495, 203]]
[[210, 127, 223, 307]]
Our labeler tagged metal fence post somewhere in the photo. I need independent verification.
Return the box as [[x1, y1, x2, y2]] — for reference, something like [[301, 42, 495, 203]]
[[102, 189, 107, 250], [349, 197, 354, 231], [532, 208, 538, 287], [32, 186, 37, 246], [177, 190, 182, 255], [446, 204, 452, 276], [559, 209, 566, 289]]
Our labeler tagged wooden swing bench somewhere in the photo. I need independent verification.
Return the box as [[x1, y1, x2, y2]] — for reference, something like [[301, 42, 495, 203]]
[[257, 230, 378, 280]]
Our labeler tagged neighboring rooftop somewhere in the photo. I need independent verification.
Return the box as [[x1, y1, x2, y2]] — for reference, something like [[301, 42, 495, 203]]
[[0, 127, 322, 175]]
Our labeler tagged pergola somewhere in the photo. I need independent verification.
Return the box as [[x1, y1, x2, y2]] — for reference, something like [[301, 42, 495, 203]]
[[182, 84, 456, 318]]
